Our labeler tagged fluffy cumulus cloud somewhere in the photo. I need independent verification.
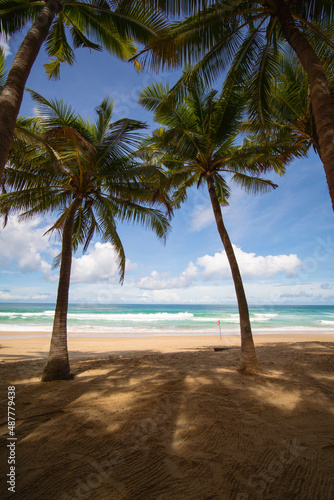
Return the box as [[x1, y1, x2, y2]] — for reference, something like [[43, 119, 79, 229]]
[[136, 262, 197, 290], [0, 218, 136, 286], [197, 245, 302, 280], [71, 242, 137, 284], [0, 217, 54, 274], [134, 246, 302, 293]]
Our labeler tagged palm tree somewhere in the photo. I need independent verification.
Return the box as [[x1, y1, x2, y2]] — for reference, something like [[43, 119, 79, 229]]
[[247, 48, 334, 163], [139, 72, 299, 374], [134, 1, 334, 210], [0, 92, 171, 381], [0, 0, 169, 182]]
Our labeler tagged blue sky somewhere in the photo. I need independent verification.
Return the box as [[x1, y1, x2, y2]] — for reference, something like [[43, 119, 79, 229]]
[[1, 32, 334, 305]]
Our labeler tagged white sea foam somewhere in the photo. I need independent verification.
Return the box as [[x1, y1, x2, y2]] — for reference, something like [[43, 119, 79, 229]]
[[218, 316, 240, 323], [252, 313, 278, 322], [193, 314, 240, 323], [67, 312, 195, 322], [0, 311, 195, 322], [0, 324, 52, 332], [193, 313, 278, 324], [0, 305, 333, 336], [0, 311, 55, 318]]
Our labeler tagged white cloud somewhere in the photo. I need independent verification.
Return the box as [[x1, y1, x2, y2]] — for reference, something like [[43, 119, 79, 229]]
[[0, 218, 138, 286], [40, 260, 54, 279], [179, 261, 198, 283], [0, 34, 11, 57], [197, 245, 302, 280], [17, 252, 43, 272], [256, 281, 334, 304], [320, 283, 333, 290], [139, 290, 181, 303], [134, 246, 302, 294], [71, 242, 137, 284], [0, 289, 52, 301], [136, 271, 171, 290], [0, 290, 24, 301], [136, 261, 197, 290], [189, 204, 214, 231], [279, 291, 315, 299], [0, 217, 54, 273]]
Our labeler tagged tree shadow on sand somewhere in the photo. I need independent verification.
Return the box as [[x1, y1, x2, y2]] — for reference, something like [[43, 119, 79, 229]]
[[0, 342, 333, 499]]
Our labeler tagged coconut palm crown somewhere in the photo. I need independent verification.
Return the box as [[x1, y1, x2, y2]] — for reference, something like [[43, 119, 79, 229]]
[[139, 70, 304, 373], [0, 0, 169, 181], [133, 1, 334, 210], [247, 47, 334, 162], [0, 92, 171, 381]]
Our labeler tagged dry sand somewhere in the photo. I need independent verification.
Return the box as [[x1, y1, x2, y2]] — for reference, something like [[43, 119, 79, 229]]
[[1, 333, 334, 499]]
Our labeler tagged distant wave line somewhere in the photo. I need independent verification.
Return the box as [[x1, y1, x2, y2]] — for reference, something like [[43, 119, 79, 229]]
[[0, 311, 278, 323], [0, 311, 196, 322]]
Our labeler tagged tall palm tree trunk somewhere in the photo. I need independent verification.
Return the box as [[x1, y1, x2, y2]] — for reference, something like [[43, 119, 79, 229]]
[[42, 197, 81, 382], [277, 0, 334, 211], [0, 0, 59, 182], [206, 173, 259, 374]]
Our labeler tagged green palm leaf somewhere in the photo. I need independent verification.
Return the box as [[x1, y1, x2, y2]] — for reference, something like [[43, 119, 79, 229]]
[[139, 67, 291, 374], [0, 46, 7, 89], [0, 0, 172, 186], [2, 92, 171, 274], [132, 0, 334, 209], [0, 92, 172, 380]]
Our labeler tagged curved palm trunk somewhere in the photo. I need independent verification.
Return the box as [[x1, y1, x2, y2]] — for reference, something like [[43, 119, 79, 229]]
[[0, 0, 60, 182], [277, 0, 334, 211], [206, 174, 259, 374], [42, 197, 81, 381]]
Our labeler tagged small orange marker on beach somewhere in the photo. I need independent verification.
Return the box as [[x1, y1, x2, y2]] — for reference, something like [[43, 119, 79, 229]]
[[217, 320, 221, 340]]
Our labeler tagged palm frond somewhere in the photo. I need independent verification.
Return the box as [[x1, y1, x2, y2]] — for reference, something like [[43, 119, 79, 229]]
[[213, 173, 231, 205], [0, 0, 42, 35], [2, 91, 172, 286], [231, 172, 278, 195], [138, 81, 169, 113], [94, 96, 114, 142], [0, 46, 7, 90], [44, 15, 76, 80], [138, 68, 304, 213], [28, 89, 78, 128]]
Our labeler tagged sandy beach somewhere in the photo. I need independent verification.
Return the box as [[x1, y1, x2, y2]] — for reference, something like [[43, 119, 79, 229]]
[[1, 332, 334, 499]]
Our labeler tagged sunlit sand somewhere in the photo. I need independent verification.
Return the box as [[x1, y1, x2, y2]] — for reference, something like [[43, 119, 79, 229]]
[[1, 333, 333, 499]]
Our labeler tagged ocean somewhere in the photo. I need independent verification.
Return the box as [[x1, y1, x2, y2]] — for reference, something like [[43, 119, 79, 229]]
[[0, 303, 333, 338]]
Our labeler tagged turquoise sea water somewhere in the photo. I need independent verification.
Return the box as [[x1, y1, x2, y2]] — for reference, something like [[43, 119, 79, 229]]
[[0, 303, 333, 338]]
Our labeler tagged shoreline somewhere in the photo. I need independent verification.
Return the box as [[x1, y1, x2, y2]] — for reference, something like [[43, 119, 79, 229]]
[[1, 332, 334, 361], [1, 329, 334, 337]]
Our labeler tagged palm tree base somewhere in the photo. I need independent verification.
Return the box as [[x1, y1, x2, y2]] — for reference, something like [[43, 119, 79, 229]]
[[238, 363, 260, 375], [41, 357, 71, 382]]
